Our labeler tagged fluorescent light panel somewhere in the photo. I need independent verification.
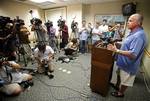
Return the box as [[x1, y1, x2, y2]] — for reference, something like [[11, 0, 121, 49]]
[[30, 0, 54, 3]]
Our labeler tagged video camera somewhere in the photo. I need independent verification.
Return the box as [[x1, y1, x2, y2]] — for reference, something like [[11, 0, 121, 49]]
[[30, 18, 42, 26], [0, 57, 8, 63], [19, 80, 34, 89], [0, 16, 13, 29], [15, 19, 24, 27], [14, 19, 25, 31], [71, 21, 78, 32], [45, 20, 53, 28], [57, 16, 64, 29], [41, 59, 54, 79], [42, 59, 49, 73]]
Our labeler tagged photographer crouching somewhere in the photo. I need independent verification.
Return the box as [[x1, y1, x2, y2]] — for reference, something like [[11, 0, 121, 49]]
[[0, 57, 33, 96], [34, 42, 54, 79]]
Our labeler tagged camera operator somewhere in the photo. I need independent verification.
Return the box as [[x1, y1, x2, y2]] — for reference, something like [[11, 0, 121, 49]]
[[34, 42, 54, 79], [70, 20, 79, 40], [17, 20, 32, 59], [0, 17, 17, 59], [58, 20, 69, 49], [45, 21, 57, 52], [31, 18, 47, 43], [0, 57, 33, 96]]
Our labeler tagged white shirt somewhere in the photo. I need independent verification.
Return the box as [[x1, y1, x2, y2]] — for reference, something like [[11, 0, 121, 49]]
[[99, 25, 108, 33], [92, 27, 100, 41], [79, 27, 88, 40], [34, 45, 54, 61]]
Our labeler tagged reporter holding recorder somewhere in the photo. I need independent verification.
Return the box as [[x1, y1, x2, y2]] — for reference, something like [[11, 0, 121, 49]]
[[107, 13, 147, 97]]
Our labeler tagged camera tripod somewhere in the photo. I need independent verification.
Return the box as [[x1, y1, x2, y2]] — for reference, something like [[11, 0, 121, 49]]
[[17, 42, 33, 67]]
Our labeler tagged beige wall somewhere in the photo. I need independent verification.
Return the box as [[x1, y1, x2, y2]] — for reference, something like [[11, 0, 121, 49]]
[[137, 0, 150, 79], [83, 1, 125, 25], [44, 4, 82, 38], [67, 4, 82, 36]]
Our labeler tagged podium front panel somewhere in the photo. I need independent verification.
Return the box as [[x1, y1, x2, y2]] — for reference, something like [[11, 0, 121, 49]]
[[90, 47, 114, 96]]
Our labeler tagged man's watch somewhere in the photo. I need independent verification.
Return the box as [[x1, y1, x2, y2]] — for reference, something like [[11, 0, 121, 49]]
[[116, 49, 121, 54]]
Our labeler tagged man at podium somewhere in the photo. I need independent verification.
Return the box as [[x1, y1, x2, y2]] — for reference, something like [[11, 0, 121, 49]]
[[107, 13, 147, 97]]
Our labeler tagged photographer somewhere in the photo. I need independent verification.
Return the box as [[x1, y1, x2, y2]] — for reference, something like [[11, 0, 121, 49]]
[[58, 19, 69, 49], [64, 38, 78, 56], [34, 42, 54, 79], [18, 20, 30, 44], [0, 58, 33, 96], [45, 21, 57, 52], [0, 17, 17, 59], [70, 20, 79, 40], [31, 18, 47, 43]]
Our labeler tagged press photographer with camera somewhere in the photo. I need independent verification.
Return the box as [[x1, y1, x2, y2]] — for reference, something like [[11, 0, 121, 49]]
[[15, 19, 33, 60], [0, 16, 17, 60], [0, 57, 33, 96], [64, 38, 78, 56], [34, 42, 54, 79], [45, 21, 57, 52], [31, 18, 47, 43], [70, 19, 79, 41], [58, 19, 69, 49]]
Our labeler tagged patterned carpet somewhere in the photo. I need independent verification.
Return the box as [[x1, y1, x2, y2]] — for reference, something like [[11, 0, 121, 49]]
[[0, 52, 150, 101]]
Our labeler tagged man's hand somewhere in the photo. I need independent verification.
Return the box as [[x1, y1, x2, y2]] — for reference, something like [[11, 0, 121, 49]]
[[107, 44, 117, 52]]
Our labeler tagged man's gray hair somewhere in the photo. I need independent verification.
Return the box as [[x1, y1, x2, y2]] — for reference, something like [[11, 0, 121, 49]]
[[133, 13, 144, 26]]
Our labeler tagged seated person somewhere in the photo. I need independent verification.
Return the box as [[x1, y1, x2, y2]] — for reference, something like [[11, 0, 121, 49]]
[[34, 42, 54, 78], [64, 38, 78, 55], [0, 59, 33, 96]]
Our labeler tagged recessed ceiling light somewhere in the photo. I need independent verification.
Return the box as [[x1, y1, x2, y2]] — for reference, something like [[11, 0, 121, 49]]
[[30, 0, 54, 3]]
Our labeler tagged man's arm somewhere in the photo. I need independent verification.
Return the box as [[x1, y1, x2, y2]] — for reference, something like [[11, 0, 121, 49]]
[[107, 44, 136, 60], [3, 61, 21, 69]]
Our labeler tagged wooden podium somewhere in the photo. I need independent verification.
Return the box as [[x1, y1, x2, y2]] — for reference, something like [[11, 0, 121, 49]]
[[90, 46, 114, 96]]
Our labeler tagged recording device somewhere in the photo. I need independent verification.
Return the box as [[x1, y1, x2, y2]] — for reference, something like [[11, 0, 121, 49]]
[[0, 79, 4, 87], [30, 18, 42, 26], [41, 59, 49, 74], [45, 20, 53, 32], [15, 17, 25, 27], [71, 20, 78, 32], [40, 54, 54, 78], [0, 57, 8, 63], [100, 37, 113, 48], [0, 16, 13, 29], [94, 37, 122, 48], [41, 59, 54, 79], [45, 20, 53, 28], [29, 10, 42, 26], [57, 16, 64, 29], [19, 80, 34, 89]]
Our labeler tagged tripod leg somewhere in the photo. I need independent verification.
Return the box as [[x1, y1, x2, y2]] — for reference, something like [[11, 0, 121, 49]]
[[22, 54, 27, 67], [27, 43, 35, 65], [17, 47, 21, 62], [19, 44, 28, 67]]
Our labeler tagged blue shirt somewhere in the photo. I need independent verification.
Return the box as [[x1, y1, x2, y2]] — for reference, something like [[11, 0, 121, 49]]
[[116, 27, 147, 75]]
